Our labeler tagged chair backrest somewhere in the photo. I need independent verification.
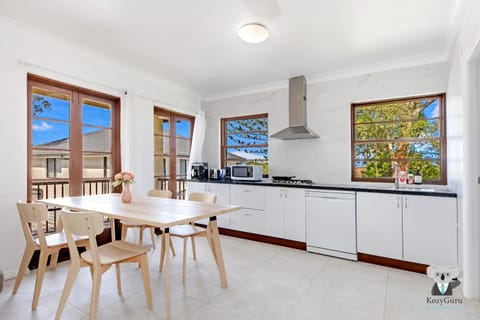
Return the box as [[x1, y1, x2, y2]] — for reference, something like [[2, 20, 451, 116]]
[[188, 192, 217, 204], [16, 202, 49, 248], [147, 189, 172, 198], [61, 208, 104, 267]]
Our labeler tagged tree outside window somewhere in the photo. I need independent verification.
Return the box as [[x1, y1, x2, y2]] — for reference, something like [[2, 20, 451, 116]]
[[351, 94, 446, 184], [221, 114, 268, 176]]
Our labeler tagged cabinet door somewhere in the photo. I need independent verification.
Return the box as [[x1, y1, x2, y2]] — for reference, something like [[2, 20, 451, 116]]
[[210, 184, 231, 228], [230, 208, 265, 234], [264, 188, 285, 238], [403, 195, 457, 266], [186, 181, 206, 196], [284, 188, 306, 242], [357, 192, 403, 260]]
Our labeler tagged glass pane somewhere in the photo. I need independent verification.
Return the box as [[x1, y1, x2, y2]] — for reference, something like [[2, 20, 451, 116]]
[[176, 119, 191, 138], [155, 136, 169, 155], [32, 150, 69, 179], [226, 132, 268, 146], [354, 160, 394, 179], [83, 154, 111, 179], [32, 120, 70, 148], [82, 127, 111, 152], [355, 98, 440, 123], [226, 118, 268, 133], [409, 160, 441, 180], [32, 88, 70, 121], [354, 141, 440, 161], [355, 120, 440, 141], [176, 159, 190, 177], [226, 147, 268, 175], [82, 100, 111, 127], [154, 115, 169, 135], [176, 138, 190, 157], [154, 156, 169, 179]]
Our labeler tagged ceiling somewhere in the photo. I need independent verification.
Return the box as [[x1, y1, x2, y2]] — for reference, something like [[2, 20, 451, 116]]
[[0, 0, 463, 98]]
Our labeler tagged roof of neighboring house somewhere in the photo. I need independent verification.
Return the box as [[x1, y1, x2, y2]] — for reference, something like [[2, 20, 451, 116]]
[[227, 150, 266, 161]]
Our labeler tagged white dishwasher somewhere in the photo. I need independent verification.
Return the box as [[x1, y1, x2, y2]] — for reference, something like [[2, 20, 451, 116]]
[[306, 190, 357, 260]]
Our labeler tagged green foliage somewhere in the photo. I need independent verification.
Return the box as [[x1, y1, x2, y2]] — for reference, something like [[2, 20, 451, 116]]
[[32, 94, 52, 116]]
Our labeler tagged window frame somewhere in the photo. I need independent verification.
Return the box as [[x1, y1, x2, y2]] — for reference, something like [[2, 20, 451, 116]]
[[221, 113, 269, 177], [350, 93, 447, 185]]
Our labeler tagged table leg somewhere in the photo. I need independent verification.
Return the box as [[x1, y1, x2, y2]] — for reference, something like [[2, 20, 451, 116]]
[[207, 216, 228, 288], [110, 218, 115, 242], [164, 228, 171, 320]]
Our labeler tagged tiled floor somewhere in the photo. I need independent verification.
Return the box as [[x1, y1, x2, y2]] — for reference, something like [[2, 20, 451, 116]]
[[1, 235, 479, 320]]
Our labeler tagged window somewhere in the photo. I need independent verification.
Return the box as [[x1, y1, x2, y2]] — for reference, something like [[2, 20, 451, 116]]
[[351, 94, 446, 184], [221, 113, 269, 176], [154, 108, 194, 199], [28, 74, 121, 202]]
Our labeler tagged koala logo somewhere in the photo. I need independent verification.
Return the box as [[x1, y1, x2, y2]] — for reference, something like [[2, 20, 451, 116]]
[[426, 265, 461, 296]]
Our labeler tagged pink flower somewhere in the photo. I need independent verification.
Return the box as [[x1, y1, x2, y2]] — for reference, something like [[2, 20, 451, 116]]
[[114, 173, 122, 180], [123, 174, 132, 181]]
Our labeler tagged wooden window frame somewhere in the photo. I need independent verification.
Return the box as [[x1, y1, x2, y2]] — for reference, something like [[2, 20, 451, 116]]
[[153, 107, 194, 199], [351, 93, 447, 185], [27, 73, 121, 201], [221, 113, 269, 177]]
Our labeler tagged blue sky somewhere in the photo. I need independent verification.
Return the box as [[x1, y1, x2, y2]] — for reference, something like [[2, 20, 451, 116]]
[[32, 95, 190, 145]]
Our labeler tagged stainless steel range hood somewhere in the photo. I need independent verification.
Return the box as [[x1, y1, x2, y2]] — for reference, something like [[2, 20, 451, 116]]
[[270, 76, 319, 140]]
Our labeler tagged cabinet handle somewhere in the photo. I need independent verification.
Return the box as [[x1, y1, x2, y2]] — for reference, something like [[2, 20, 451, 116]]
[[243, 190, 251, 192], [284, 191, 288, 198], [280, 192, 283, 198], [397, 197, 400, 208], [405, 197, 408, 209]]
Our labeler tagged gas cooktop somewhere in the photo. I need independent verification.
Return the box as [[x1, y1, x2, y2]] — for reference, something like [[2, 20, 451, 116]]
[[271, 176, 313, 185]]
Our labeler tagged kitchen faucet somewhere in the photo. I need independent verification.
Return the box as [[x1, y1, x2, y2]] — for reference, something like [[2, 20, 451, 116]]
[[392, 161, 399, 189]]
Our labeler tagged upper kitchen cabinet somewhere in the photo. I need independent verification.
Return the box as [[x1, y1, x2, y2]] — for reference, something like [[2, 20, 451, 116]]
[[403, 195, 457, 266], [357, 192, 403, 260], [265, 188, 306, 242]]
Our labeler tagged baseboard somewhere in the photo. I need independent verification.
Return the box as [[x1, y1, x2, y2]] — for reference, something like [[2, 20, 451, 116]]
[[217, 228, 307, 250], [358, 253, 428, 274]]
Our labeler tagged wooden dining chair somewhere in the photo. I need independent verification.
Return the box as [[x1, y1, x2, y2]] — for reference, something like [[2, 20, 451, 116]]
[[160, 192, 217, 284], [55, 208, 152, 320], [12, 202, 89, 310], [121, 189, 172, 249]]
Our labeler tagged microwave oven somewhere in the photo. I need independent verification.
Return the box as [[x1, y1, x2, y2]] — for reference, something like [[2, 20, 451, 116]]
[[230, 165, 263, 181]]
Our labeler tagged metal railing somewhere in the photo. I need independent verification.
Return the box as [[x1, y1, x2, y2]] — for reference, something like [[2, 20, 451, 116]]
[[156, 176, 188, 200], [32, 178, 112, 233]]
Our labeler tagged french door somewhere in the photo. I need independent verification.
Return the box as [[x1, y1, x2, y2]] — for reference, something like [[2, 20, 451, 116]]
[[154, 107, 194, 199], [27, 74, 121, 205]]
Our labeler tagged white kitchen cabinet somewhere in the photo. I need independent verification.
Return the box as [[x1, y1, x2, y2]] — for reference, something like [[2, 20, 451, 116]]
[[230, 185, 266, 234], [357, 192, 458, 266], [265, 188, 306, 241], [357, 192, 403, 260], [403, 195, 457, 266], [187, 181, 230, 227]]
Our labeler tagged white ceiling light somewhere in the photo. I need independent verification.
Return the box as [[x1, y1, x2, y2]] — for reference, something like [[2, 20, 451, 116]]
[[238, 23, 269, 44]]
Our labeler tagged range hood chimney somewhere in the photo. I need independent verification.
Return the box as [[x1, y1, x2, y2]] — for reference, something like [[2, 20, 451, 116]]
[[270, 76, 319, 140]]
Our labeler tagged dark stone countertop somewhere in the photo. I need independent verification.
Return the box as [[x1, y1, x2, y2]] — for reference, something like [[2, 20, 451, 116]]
[[188, 179, 457, 198]]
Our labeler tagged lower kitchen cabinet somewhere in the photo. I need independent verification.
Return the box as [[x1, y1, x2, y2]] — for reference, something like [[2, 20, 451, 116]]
[[230, 185, 266, 234], [403, 195, 457, 266], [265, 188, 306, 241], [357, 192, 403, 260], [187, 181, 231, 227], [357, 192, 458, 266]]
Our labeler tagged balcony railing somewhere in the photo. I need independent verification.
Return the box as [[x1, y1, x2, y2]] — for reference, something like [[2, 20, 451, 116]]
[[155, 176, 188, 200], [32, 178, 112, 233]]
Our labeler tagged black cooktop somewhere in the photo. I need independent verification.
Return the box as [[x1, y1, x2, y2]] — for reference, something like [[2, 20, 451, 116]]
[[271, 176, 313, 185]]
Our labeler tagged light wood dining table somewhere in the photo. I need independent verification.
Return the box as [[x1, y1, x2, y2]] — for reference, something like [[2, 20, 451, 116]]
[[39, 193, 240, 320]]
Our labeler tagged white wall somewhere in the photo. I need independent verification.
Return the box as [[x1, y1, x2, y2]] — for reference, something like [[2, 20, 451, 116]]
[[0, 16, 201, 278], [202, 62, 448, 185], [446, 0, 480, 299]]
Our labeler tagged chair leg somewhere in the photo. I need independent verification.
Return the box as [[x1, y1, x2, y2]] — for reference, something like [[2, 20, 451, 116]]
[[32, 249, 49, 310], [191, 236, 197, 260], [138, 254, 153, 309], [55, 261, 80, 320], [12, 245, 35, 294], [182, 238, 187, 285], [89, 269, 102, 320], [169, 237, 176, 256], [139, 226, 144, 246], [149, 227, 156, 249], [121, 224, 128, 241], [49, 250, 60, 271], [115, 264, 122, 295]]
